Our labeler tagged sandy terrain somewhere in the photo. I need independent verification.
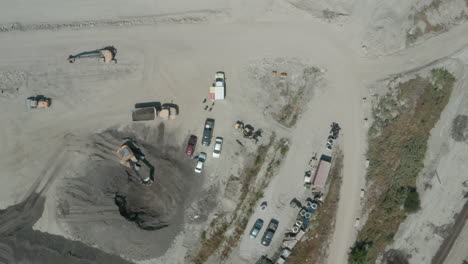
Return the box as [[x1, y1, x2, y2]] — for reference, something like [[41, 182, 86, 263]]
[[1, 0, 468, 263]]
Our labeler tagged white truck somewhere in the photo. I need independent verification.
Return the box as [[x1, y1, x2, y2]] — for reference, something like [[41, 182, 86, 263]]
[[209, 71, 225, 100], [304, 166, 316, 189]]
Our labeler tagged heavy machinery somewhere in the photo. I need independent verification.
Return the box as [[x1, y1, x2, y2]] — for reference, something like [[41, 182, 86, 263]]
[[116, 140, 154, 186], [26, 96, 50, 109], [132, 104, 178, 121], [68, 46, 117, 63], [234, 120, 262, 143]]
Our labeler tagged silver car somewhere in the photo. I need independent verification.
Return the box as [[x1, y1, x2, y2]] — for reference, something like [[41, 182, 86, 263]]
[[194, 152, 207, 173], [212, 137, 223, 158]]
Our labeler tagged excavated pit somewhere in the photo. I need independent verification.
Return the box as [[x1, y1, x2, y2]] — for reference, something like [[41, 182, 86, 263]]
[[56, 123, 201, 260]]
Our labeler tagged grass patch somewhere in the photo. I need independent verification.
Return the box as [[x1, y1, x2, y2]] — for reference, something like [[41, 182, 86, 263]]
[[349, 240, 373, 264], [287, 150, 344, 264], [351, 68, 455, 263], [193, 217, 229, 264], [404, 188, 421, 213]]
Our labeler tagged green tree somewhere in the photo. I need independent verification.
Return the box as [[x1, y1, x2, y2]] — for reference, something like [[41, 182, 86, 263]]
[[404, 188, 421, 213]]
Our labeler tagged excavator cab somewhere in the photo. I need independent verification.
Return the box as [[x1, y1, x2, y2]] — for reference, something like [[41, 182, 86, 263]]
[[116, 141, 154, 186]]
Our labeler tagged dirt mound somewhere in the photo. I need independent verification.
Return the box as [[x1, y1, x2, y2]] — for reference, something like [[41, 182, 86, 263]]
[[0, 193, 131, 264], [56, 123, 202, 259]]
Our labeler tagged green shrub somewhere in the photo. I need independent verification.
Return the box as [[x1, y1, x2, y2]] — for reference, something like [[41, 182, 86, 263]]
[[404, 188, 421, 213], [349, 240, 372, 264]]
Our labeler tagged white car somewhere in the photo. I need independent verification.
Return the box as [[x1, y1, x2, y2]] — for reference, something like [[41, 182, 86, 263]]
[[195, 152, 207, 173], [212, 137, 223, 158]]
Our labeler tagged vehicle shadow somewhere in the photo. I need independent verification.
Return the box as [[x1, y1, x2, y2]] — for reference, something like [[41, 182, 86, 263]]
[[135, 102, 162, 111], [162, 103, 179, 114]]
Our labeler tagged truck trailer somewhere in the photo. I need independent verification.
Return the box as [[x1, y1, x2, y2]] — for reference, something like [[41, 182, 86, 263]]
[[209, 72, 225, 100]]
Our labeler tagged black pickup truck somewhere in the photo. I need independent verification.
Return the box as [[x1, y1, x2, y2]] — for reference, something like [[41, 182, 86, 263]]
[[202, 118, 215, 146]]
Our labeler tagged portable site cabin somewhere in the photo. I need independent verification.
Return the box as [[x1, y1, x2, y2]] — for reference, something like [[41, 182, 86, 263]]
[[209, 72, 225, 100]]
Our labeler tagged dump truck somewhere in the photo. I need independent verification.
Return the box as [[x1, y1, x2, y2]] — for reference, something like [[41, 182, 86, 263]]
[[132, 105, 178, 121], [26, 96, 50, 109], [209, 71, 225, 100], [132, 107, 157, 121]]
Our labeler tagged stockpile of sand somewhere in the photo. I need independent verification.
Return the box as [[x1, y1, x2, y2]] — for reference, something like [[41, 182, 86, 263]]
[[55, 124, 202, 260]]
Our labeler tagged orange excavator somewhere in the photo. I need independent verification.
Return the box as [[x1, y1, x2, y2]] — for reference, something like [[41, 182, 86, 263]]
[[116, 140, 154, 186]]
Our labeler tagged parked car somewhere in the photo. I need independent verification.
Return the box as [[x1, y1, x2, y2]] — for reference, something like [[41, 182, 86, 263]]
[[194, 152, 207, 173], [186, 135, 197, 156], [202, 118, 215, 146], [212, 137, 223, 158], [249, 218, 264, 238], [261, 219, 279, 246]]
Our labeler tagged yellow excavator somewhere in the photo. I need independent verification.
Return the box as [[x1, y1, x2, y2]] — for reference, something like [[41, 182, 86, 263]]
[[68, 46, 117, 63], [116, 140, 154, 186]]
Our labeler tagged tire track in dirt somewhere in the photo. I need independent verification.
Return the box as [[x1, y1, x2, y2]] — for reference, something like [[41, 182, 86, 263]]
[[0, 9, 228, 33]]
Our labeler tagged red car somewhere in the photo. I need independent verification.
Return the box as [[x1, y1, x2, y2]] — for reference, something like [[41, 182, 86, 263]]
[[186, 135, 197, 156]]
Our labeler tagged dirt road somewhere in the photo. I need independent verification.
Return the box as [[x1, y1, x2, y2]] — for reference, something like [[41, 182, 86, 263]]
[[432, 201, 468, 264]]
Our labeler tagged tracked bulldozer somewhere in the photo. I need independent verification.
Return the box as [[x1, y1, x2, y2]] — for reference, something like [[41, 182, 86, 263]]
[[116, 140, 154, 186], [68, 46, 117, 63]]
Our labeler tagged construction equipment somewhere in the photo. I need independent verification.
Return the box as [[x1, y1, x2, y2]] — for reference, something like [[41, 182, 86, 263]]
[[234, 120, 244, 129], [243, 124, 254, 138], [234, 120, 263, 143], [132, 104, 178, 121], [68, 46, 117, 63], [158, 105, 178, 120], [26, 96, 50, 109], [116, 140, 154, 186], [330, 122, 341, 139]]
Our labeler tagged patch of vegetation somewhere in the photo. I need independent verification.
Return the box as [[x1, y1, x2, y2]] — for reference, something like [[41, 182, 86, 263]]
[[276, 67, 320, 128], [194, 135, 291, 262], [193, 217, 229, 264], [404, 188, 421, 213], [349, 240, 372, 264], [352, 68, 455, 263], [287, 150, 344, 264], [220, 137, 289, 260], [280, 144, 289, 156], [407, 0, 445, 44]]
